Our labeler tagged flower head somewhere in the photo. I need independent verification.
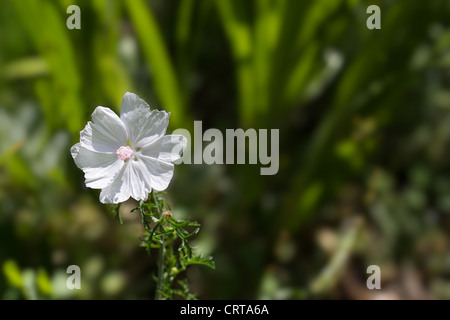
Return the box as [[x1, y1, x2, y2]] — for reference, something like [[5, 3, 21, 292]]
[[71, 92, 187, 204]]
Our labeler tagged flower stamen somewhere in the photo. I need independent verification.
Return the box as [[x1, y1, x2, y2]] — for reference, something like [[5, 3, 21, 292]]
[[116, 146, 133, 161]]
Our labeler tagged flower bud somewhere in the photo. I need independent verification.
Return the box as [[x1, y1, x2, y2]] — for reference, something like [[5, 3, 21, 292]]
[[163, 210, 172, 218]]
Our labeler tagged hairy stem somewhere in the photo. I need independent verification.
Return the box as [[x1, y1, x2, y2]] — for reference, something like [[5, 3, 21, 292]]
[[152, 191, 165, 300]]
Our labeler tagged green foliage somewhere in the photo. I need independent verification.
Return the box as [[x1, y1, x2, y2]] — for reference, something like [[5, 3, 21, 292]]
[[129, 192, 214, 300], [2, 260, 53, 300], [1, 0, 450, 300], [9, 0, 84, 134], [125, 0, 187, 129], [108, 203, 123, 225]]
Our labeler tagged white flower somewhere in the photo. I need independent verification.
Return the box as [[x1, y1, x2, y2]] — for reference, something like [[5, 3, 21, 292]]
[[71, 92, 187, 204]]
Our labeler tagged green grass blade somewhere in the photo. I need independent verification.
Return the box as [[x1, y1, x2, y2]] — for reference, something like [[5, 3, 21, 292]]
[[125, 0, 186, 129], [11, 0, 83, 134], [215, 0, 254, 127]]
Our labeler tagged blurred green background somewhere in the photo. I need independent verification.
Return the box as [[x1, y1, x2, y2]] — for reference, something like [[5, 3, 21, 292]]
[[1, 0, 450, 299]]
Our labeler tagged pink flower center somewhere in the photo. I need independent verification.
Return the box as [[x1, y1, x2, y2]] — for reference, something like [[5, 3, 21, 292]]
[[116, 146, 133, 161]]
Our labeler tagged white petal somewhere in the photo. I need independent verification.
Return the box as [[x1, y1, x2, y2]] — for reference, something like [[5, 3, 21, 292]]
[[120, 92, 149, 118], [99, 163, 131, 204], [99, 161, 150, 204], [119, 93, 170, 148], [71, 142, 80, 159], [80, 107, 127, 153], [141, 135, 187, 163], [130, 160, 153, 196], [130, 160, 152, 200], [139, 155, 174, 191], [71, 143, 123, 189]]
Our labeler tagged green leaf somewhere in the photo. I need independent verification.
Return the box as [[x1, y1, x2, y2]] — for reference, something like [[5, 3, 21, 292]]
[[185, 255, 216, 270]]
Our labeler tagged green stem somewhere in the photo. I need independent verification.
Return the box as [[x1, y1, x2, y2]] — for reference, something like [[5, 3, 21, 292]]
[[152, 191, 165, 300]]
